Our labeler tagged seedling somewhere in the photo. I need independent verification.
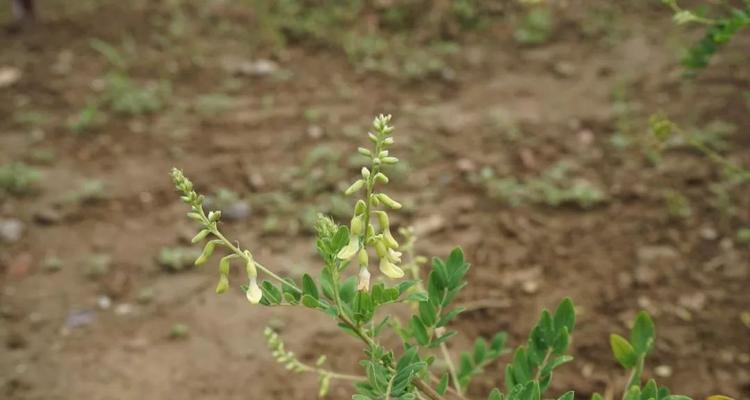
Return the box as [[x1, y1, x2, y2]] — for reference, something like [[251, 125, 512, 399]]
[[171, 114, 716, 399], [649, 113, 750, 217], [514, 6, 554, 45], [0, 162, 42, 196], [662, 0, 750, 71], [158, 246, 202, 272], [476, 163, 606, 208]]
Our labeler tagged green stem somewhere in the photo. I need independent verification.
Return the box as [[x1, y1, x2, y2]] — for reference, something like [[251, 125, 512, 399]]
[[624, 357, 644, 398], [295, 362, 364, 382], [209, 228, 302, 294], [533, 349, 553, 382]]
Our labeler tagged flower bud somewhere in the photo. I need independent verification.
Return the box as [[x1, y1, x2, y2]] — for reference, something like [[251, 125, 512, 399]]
[[375, 211, 390, 229], [382, 156, 399, 165], [361, 167, 371, 179], [187, 212, 202, 221], [374, 173, 389, 184], [379, 150, 389, 158], [357, 266, 371, 291], [358, 248, 369, 267], [208, 210, 222, 222], [344, 179, 365, 195], [378, 193, 402, 209], [354, 200, 367, 215], [191, 229, 210, 243], [246, 277, 262, 304], [368, 132, 378, 143], [374, 239, 388, 258], [357, 147, 371, 156], [245, 252, 257, 279], [383, 137, 394, 145], [383, 229, 399, 249], [195, 240, 219, 266], [219, 255, 234, 275], [215, 274, 229, 294], [350, 215, 364, 235]]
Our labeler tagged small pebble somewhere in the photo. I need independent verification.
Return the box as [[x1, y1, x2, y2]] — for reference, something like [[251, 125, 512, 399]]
[[655, 365, 673, 378], [114, 303, 133, 316], [97, 296, 112, 310], [0, 218, 24, 243], [522, 280, 539, 294]]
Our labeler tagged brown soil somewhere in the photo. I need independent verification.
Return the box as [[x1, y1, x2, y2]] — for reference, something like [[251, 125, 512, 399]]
[[1, 1, 749, 400]]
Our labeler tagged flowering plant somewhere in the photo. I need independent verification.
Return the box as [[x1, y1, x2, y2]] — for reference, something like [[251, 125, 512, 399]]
[[172, 115, 719, 400]]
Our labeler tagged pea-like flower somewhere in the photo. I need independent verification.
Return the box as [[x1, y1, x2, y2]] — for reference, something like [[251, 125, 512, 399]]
[[337, 215, 364, 260], [246, 277, 262, 304], [375, 239, 404, 279]]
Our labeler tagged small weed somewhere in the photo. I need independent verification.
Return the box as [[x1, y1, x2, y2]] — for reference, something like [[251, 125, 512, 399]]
[[41, 256, 64, 273], [477, 162, 606, 208], [103, 74, 169, 116], [737, 228, 750, 247], [83, 253, 112, 279], [169, 323, 189, 339], [65, 180, 107, 204], [14, 110, 51, 128], [663, 189, 692, 219], [514, 6, 554, 45], [158, 246, 202, 272], [194, 93, 235, 116], [68, 98, 107, 135], [0, 162, 42, 196]]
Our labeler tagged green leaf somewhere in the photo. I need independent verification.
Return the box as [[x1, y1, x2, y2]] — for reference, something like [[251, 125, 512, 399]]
[[511, 347, 531, 384], [473, 338, 488, 364], [557, 391, 575, 400], [539, 310, 555, 345], [490, 332, 508, 354], [397, 280, 417, 295], [662, 396, 692, 400], [281, 278, 300, 303], [445, 247, 468, 284], [552, 327, 570, 355], [260, 281, 282, 304], [319, 268, 335, 300], [406, 291, 429, 302], [437, 307, 464, 327], [282, 292, 298, 304], [411, 316, 429, 345], [339, 276, 357, 303], [630, 311, 655, 356], [591, 393, 604, 400], [642, 379, 658, 400], [429, 330, 457, 348], [504, 364, 517, 391], [419, 301, 437, 327], [624, 385, 641, 400], [553, 298, 576, 335], [540, 355, 573, 377], [331, 226, 349, 253], [373, 316, 390, 337], [436, 373, 449, 395], [302, 294, 320, 309], [610, 334, 638, 369], [302, 273, 318, 300], [488, 388, 503, 400]]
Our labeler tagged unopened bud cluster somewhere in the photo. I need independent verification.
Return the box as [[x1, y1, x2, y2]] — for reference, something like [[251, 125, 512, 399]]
[[337, 114, 405, 291], [171, 168, 262, 304]]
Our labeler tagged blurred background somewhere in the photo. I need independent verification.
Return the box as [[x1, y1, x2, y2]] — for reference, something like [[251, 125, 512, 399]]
[[1, 0, 749, 399]]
